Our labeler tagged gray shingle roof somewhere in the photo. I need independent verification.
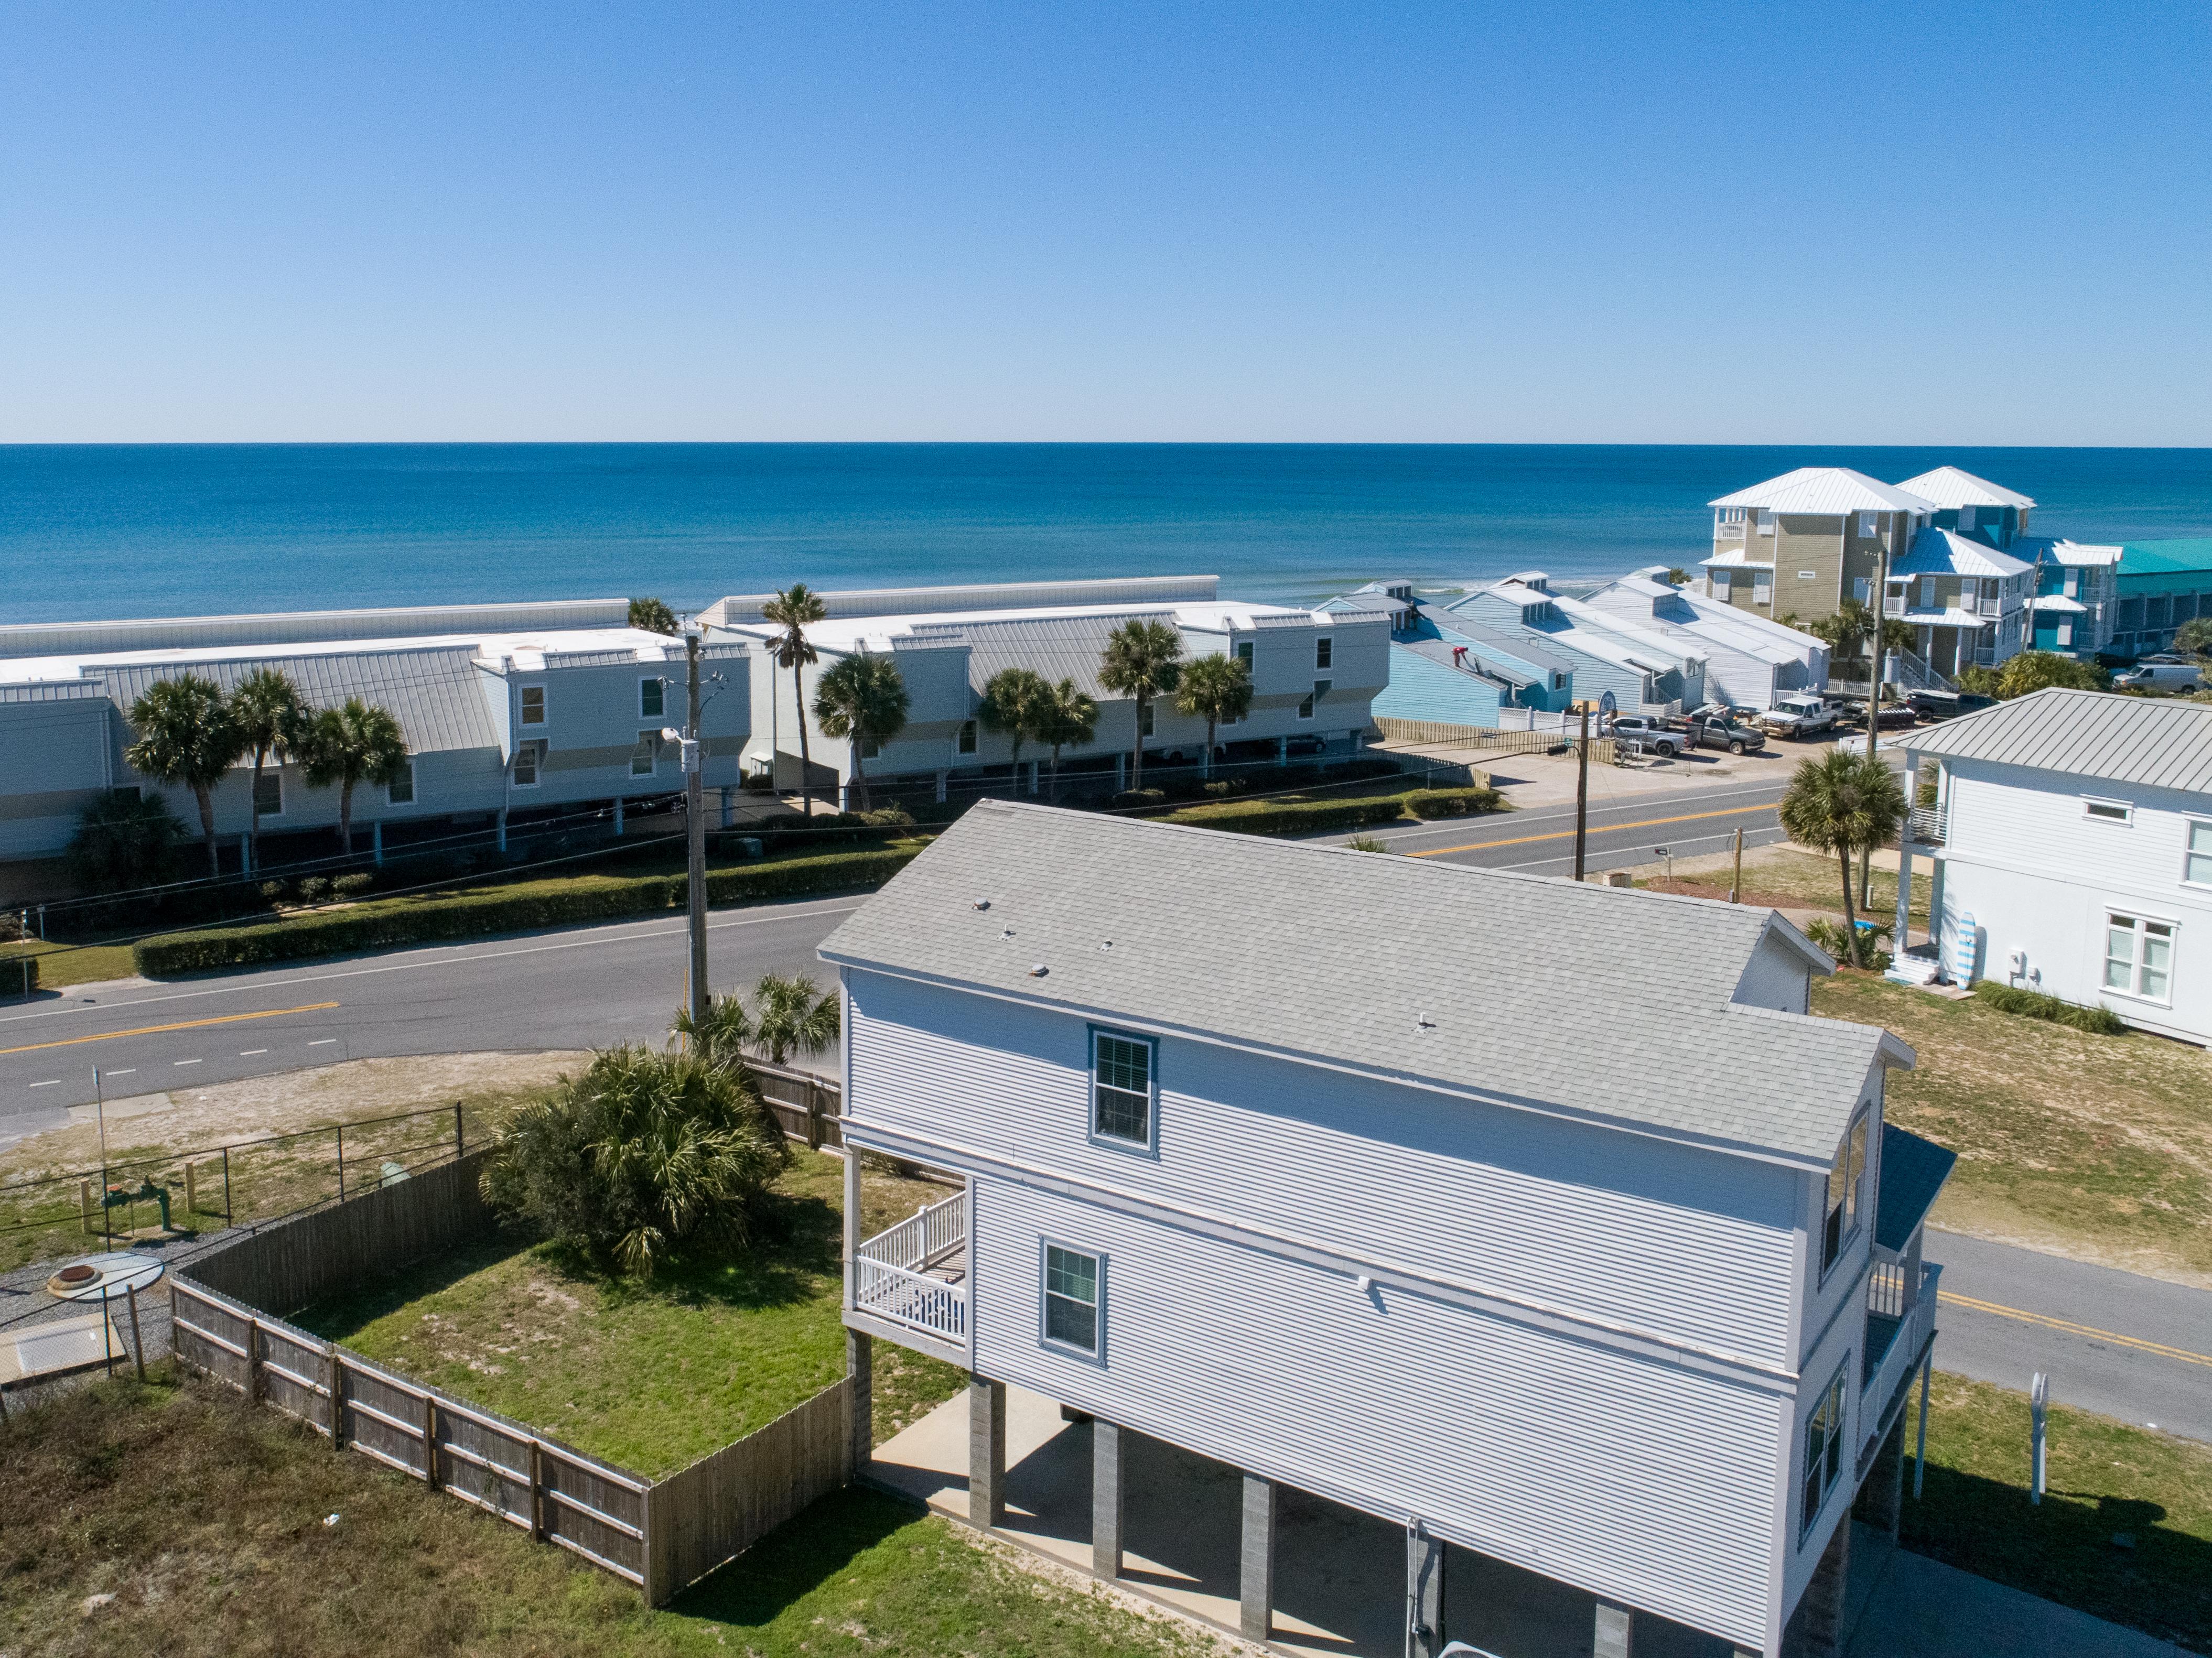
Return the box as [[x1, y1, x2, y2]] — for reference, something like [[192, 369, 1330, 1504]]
[[97, 647, 498, 756], [1892, 687, 2212, 794], [820, 801, 1905, 1166]]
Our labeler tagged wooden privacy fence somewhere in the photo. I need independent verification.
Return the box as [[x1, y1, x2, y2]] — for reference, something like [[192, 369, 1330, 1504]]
[[166, 1139, 857, 1603], [750, 1059, 843, 1149]]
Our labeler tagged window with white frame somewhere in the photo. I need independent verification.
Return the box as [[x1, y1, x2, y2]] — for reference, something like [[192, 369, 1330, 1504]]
[[519, 685, 546, 726], [1235, 639, 1254, 666], [957, 719, 978, 755], [1957, 506, 1978, 532], [2084, 797, 2132, 826], [251, 771, 283, 818], [512, 741, 542, 787], [631, 731, 659, 777], [1315, 636, 1333, 670], [1042, 1242, 1101, 1355], [1857, 511, 1877, 539], [2104, 913, 2173, 1003], [1800, 1363, 1849, 1537], [1756, 509, 1775, 536], [2187, 822, 2212, 886], [1919, 577, 1937, 608], [1753, 572, 1773, 606], [1090, 1029, 1154, 1147], [2056, 620, 2074, 646], [1820, 1109, 1869, 1275], [640, 677, 665, 720], [386, 759, 415, 806]]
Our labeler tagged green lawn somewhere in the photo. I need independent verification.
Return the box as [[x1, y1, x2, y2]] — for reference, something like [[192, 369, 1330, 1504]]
[[0, 1371, 1227, 1658], [0, 935, 137, 990], [297, 1151, 968, 1477], [1812, 973, 2212, 1282], [1910, 1372, 2212, 1652], [1638, 846, 1932, 927]]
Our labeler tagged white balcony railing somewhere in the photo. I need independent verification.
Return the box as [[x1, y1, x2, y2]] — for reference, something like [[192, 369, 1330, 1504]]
[[1906, 804, 1947, 845], [1859, 1260, 1939, 1471], [854, 1188, 968, 1344]]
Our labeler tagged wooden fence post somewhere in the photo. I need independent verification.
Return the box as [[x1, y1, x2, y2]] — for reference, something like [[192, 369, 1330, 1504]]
[[422, 1391, 439, 1489], [246, 1320, 263, 1403], [80, 1179, 94, 1234], [806, 1077, 823, 1149], [185, 1159, 198, 1218], [454, 1101, 465, 1158], [528, 1440, 546, 1541], [336, 1125, 346, 1201], [328, 1347, 345, 1448]]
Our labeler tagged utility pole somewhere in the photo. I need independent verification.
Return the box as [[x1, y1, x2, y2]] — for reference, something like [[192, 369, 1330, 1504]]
[[684, 631, 709, 1028], [1730, 825, 1744, 904], [1860, 535, 1894, 909], [1573, 705, 1590, 882]]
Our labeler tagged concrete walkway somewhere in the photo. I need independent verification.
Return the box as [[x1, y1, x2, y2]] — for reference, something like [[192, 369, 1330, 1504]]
[[873, 1385, 2188, 1658]]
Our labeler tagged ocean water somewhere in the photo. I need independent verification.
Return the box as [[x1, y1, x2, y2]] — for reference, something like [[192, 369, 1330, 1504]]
[[5, 443, 2209, 625]]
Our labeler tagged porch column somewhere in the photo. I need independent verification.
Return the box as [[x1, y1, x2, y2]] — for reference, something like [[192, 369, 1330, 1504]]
[[1239, 1473, 1275, 1642], [1276, 735, 1289, 765], [720, 785, 734, 828], [1406, 1521, 1445, 1657], [613, 796, 624, 836], [1780, 1520, 1851, 1658], [1594, 1601, 1634, 1658], [240, 832, 252, 877], [935, 770, 948, 804], [1091, 1419, 1125, 1579], [371, 821, 384, 866], [1927, 857, 1948, 980], [1114, 753, 1126, 791], [841, 1146, 862, 1308], [847, 1331, 873, 1478], [1027, 758, 1040, 796], [495, 808, 508, 853], [968, 1374, 1006, 1530]]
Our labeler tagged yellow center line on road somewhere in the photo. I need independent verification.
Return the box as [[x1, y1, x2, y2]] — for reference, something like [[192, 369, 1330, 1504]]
[[0, 1001, 341, 1059], [1405, 801, 1783, 860], [1938, 1289, 2212, 1369]]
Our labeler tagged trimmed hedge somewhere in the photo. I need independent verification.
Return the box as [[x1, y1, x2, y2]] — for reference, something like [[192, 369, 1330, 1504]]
[[133, 846, 922, 977], [1402, 787, 1505, 819], [1972, 979, 2128, 1035], [1164, 795, 1419, 837]]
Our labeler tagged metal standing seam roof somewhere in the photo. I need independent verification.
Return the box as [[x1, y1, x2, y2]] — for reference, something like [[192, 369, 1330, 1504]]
[[94, 648, 500, 756], [819, 801, 1909, 1167], [1889, 527, 2032, 580], [905, 612, 1180, 701], [1892, 467, 2037, 512], [2016, 536, 2122, 570], [2118, 539, 2212, 579], [1601, 579, 1819, 668], [1708, 469, 1937, 516], [1889, 687, 2212, 793], [1420, 609, 1578, 677], [0, 679, 109, 705]]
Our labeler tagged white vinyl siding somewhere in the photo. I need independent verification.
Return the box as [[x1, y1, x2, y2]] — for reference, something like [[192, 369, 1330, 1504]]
[[847, 971, 1799, 1364], [970, 1176, 1780, 1652]]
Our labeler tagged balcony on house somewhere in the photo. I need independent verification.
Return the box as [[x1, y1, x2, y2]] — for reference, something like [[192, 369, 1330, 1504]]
[[1905, 803, 1947, 845], [1856, 1126, 1957, 1470], [854, 1188, 968, 1346]]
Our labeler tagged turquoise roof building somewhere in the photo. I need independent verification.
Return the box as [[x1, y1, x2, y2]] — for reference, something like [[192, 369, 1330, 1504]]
[[2112, 539, 2212, 657]]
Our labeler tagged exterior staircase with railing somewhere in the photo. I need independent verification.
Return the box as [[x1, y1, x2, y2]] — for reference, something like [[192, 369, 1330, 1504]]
[[853, 1188, 968, 1346]]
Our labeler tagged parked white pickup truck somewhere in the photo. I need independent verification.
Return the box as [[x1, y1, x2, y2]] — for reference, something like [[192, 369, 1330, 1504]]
[[1760, 692, 1844, 739]]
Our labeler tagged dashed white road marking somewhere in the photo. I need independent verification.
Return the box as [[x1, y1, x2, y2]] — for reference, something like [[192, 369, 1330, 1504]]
[[239, 1048, 267, 1056], [174, 1058, 201, 1067], [308, 1038, 338, 1047]]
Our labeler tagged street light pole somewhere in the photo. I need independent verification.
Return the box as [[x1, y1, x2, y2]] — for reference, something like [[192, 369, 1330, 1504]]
[[685, 630, 708, 1028], [1573, 705, 1590, 882]]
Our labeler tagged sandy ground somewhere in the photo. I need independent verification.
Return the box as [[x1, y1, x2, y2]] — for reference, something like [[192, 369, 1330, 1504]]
[[3, 1051, 587, 1180]]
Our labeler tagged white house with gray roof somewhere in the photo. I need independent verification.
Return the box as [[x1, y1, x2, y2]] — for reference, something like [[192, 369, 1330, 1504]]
[[0, 600, 747, 866], [1889, 688, 2212, 1045], [1563, 570, 1828, 710], [704, 576, 1387, 803], [825, 801, 1950, 1657]]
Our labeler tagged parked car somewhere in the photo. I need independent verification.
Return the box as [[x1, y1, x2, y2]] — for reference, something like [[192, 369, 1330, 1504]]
[[1758, 692, 1844, 739], [1605, 714, 1686, 757], [1684, 714, 1767, 755], [1842, 700, 1919, 730], [2114, 656, 2204, 693], [1905, 690, 1999, 721]]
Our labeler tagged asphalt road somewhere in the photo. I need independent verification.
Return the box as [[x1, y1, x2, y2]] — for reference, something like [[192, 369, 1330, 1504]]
[[1924, 1229, 2212, 1443], [0, 894, 863, 1140]]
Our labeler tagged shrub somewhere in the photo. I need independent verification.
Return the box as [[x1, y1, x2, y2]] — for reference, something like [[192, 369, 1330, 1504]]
[[1803, 916, 1892, 965], [297, 876, 330, 904], [1344, 835, 1393, 853], [862, 804, 915, 828], [1166, 794, 1411, 837], [1402, 787, 1506, 819], [67, 789, 186, 892], [133, 845, 922, 976], [1973, 980, 2128, 1035], [331, 873, 374, 898], [1110, 788, 1168, 811], [2, 952, 35, 995], [478, 1046, 787, 1276]]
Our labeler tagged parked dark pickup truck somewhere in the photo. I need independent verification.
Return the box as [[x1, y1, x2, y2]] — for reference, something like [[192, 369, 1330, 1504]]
[[1684, 714, 1768, 755]]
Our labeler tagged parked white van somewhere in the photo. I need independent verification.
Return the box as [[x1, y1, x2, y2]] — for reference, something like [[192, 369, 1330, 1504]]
[[2113, 655, 2204, 692]]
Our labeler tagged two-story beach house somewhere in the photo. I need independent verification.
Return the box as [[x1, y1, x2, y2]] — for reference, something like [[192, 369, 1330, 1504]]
[[826, 803, 1951, 1657], [1448, 576, 1708, 713], [1889, 688, 2212, 1046]]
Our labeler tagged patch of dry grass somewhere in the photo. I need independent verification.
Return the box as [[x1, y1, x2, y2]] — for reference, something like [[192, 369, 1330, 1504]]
[[1814, 974, 2212, 1285]]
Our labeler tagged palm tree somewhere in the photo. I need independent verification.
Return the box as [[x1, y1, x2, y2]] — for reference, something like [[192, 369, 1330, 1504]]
[[298, 698, 408, 854], [1174, 654, 1254, 780], [1098, 619, 1184, 793], [977, 666, 1051, 785], [1777, 750, 1906, 968], [628, 596, 679, 635], [1031, 677, 1099, 803], [749, 972, 840, 1067], [124, 674, 241, 877], [671, 991, 752, 1066], [761, 584, 827, 816], [226, 667, 307, 866], [811, 653, 910, 811]]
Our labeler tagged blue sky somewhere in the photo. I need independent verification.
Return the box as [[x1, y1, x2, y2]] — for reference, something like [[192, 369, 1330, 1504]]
[[6, 2, 2207, 443]]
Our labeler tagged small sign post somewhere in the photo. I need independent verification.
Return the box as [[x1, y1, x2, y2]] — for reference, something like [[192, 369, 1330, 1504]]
[[2030, 1371, 2049, 1504]]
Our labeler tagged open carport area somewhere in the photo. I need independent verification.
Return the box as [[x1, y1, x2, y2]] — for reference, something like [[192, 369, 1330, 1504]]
[[869, 1380, 1736, 1657]]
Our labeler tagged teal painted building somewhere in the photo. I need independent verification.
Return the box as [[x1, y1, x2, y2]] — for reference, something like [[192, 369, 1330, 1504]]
[[1320, 582, 1574, 730], [2111, 539, 2212, 657]]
